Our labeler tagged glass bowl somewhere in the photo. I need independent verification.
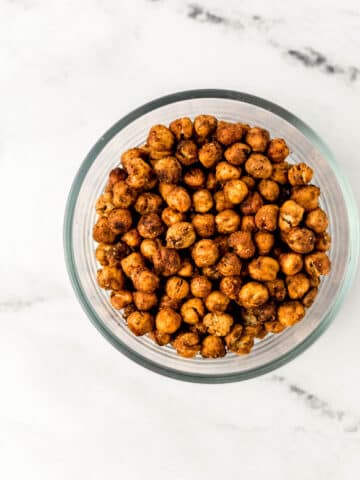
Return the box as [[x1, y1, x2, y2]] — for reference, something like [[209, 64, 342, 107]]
[[64, 89, 359, 383]]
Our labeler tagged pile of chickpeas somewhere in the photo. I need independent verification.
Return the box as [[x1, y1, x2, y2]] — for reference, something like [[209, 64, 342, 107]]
[[93, 115, 331, 359]]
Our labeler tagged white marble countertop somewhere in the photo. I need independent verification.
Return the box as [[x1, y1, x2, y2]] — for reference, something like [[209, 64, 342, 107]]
[[1, 0, 360, 478]]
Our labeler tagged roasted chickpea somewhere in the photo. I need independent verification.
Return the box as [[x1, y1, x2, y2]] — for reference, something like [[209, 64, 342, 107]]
[[278, 301, 305, 327], [225, 325, 254, 354], [189, 321, 207, 336], [291, 185, 320, 211], [194, 115, 217, 140], [254, 232, 275, 255], [176, 140, 198, 166], [93, 217, 118, 244], [247, 302, 277, 324], [201, 335, 226, 358], [132, 269, 160, 293], [112, 181, 137, 209], [177, 259, 194, 277], [286, 227, 315, 254], [106, 167, 127, 192], [152, 247, 181, 276], [173, 332, 200, 358], [246, 127, 270, 152], [270, 162, 289, 184], [120, 252, 146, 278], [241, 216, 257, 233], [206, 171, 217, 191], [166, 186, 191, 212], [108, 208, 132, 235], [139, 238, 161, 260], [220, 276, 242, 300], [96, 241, 131, 267], [278, 253, 303, 276], [214, 235, 230, 256], [241, 176, 256, 190], [264, 321, 285, 334], [288, 163, 313, 186], [193, 189, 214, 213], [258, 179, 280, 202], [161, 207, 185, 227], [316, 232, 331, 252], [190, 275, 212, 298], [240, 191, 263, 215], [255, 205, 279, 231], [124, 158, 152, 190], [192, 239, 219, 267], [181, 298, 205, 324], [156, 308, 182, 334], [97, 267, 124, 291], [165, 276, 190, 300], [245, 153, 272, 179], [248, 256, 279, 281], [202, 265, 221, 281], [134, 193, 162, 215], [238, 282, 269, 308], [215, 209, 241, 234], [127, 311, 154, 336], [166, 222, 196, 249], [159, 295, 182, 311], [267, 138, 289, 163], [217, 253, 242, 277], [214, 191, 233, 212], [149, 149, 172, 161], [183, 167, 206, 189], [169, 117, 193, 140], [198, 141, 223, 168], [121, 147, 148, 165], [133, 291, 158, 311], [121, 228, 141, 248], [304, 252, 331, 277], [148, 330, 172, 346], [286, 273, 310, 299], [265, 279, 286, 302], [137, 213, 164, 239], [215, 161, 241, 183], [278, 200, 304, 232], [216, 121, 243, 145], [153, 157, 181, 184], [224, 143, 251, 165], [223, 179, 248, 204], [192, 213, 216, 238], [95, 192, 115, 217], [203, 312, 234, 336], [305, 208, 328, 234], [110, 290, 133, 309], [123, 303, 136, 319], [147, 125, 175, 152], [228, 231, 255, 259], [302, 287, 318, 307], [309, 275, 321, 287]]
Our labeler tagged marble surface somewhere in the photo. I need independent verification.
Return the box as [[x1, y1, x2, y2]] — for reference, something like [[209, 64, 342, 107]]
[[1, 0, 360, 478]]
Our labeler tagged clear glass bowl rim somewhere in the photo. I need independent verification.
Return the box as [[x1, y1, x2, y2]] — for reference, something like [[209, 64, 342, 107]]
[[63, 89, 359, 383]]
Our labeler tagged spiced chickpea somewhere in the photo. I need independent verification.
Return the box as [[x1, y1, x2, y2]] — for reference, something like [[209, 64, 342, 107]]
[[140, 239, 161, 260], [194, 115, 217, 140], [240, 191, 263, 215], [309, 275, 320, 287], [123, 303, 136, 319], [147, 125, 175, 152], [137, 213, 164, 239], [133, 291, 158, 311], [203, 312, 234, 336], [159, 295, 181, 311], [166, 186, 191, 212], [166, 222, 196, 249], [148, 330, 172, 346], [241, 175, 256, 190], [106, 167, 127, 192], [286, 227, 315, 254], [96, 241, 130, 267], [199, 141, 223, 168], [248, 256, 279, 282], [127, 311, 154, 336], [224, 143, 251, 165], [112, 181, 137, 209], [169, 117, 193, 140], [181, 298, 205, 324], [93, 217, 117, 244], [193, 189, 213, 213], [248, 302, 277, 324], [214, 191, 233, 212], [161, 207, 185, 227], [184, 167, 206, 189], [158, 182, 175, 201], [189, 321, 207, 336], [304, 252, 331, 277], [278, 301, 305, 327], [110, 290, 133, 309], [152, 247, 181, 276], [255, 205, 279, 232], [132, 269, 160, 293], [202, 265, 221, 281], [238, 282, 269, 308], [258, 179, 280, 202], [120, 252, 146, 278], [121, 147, 148, 166], [270, 162, 289, 184], [201, 336, 226, 358], [177, 259, 194, 277], [267, 138, 289, 163], [215, 209, 241, 234], [245, 127, 270, 152], [288, 163, 313, 186], [241, 216, 257, 233], [134, 193, 162, 215], [217, 253, 242, 277], [156, 308, 182, 334], [121, 229, 141, 248], [254, 232, 275, 255], [228, 231, 256, 259], [176, 140, 198, 166], [224, 179, 248, 204], [286, 273, 310, 300], [190, 276, 212, 298], [173, 332, 200, 358], [96, 192, 115, 217], [291, 185, 320, 211], [149, 149, 172, 161], [97, 267, 124, 291], [220, 276, 242, 300], [302, 287, 318, 308], [245, 154, 272, 179], [278, 200, 304, 232], [215, 161, 241, 183], [316, 232, 331, 252], [192, 213, 216, 238], [153, 156, 182, 184], [124, 158, 152, 190], [108, 208, 132, 235], [305, 208, 328, 234], [264, 321, 285, 334], [279, 253, 303, 276], [192, 239, 219, 267], [226, 325, 254, 354], [165, 276, 189, 300], [216, 121, 243, 146], [206, 172, 217, 191]]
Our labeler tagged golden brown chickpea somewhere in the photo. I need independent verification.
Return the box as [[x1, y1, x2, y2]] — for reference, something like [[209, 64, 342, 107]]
[[226, 326, 254, 355], [316, 232, 331, 252], [153, 156, 182, 184], [152, 247, 181, 276], [189, 321, 207, 336], [245, 153, 272, 179], [127, 311, 154, 336], [124, 158, 152, 190], [216, 121, 243, 146], [248, 256, 279, 281], [173, 332, 200, 358], [214, 191, 233, 212], [254, 232, 275, 255], [278, 253, 303, 276], [159, 295, 181, 311], [248, 302, 277, 324], [121, 147, 148, 165], [291, 185, 320, 211], [192, 213, 216, 238], [288, 163, 313, 186], [96, 241, 131, 267], [220, 276, 242, 300], [206, 171, 217, 191], [156, 307, 182, 334], [215, 161, 241, 183], [110, 290, 133, 309], [190, 275, 212, 298], [120, 255, 144, 283], [137, 213, 164, 239], [215, 209, 241, 234], [133, 291, 158, 311], [258, 179, 280, 202], [177, 259, 194, 277], [132, 269, 160, 293], [203, 312, 234, 336], [193, 189, 214, 213], [278, 301, 305, 327], [264, 321, 285, 334], [202, 265, 222, 281], [181, 298, 205, 324], [166, 222, 196, 249], [93, 217, 118, 244], [223, 179, 249, 204], [194, 115, 217, 140], [147, 125, 175, 152], [305, 208, 328, 234], [112, 181, 137, 209], [158, 182, 176, 200], [286, 227, 315, 254], [183, 167, 206, 189], [97, 267, 124, 291], [302, 287, 318, 307], [224, 143, 251, 165], [96, 192, 115, 217], [198, 141, 223, 168], [106, 167, 127, 192], [201, 335, 226, 358], [139, 239, 161, 260], [169, 117, 193, 140], [278, 200, 304, 232], [166, 186, 191, 212], [213, 235, 230, 256], [228, 231, 255, 259], [241, 175, 256, 190], [255, 205, 279, 232], [175, 140, 198, 166], [191, 239, 219, 267], [217, 253, 242, 277], [108, 208, 132, 235], [286, 273, 310, 299], [149, 149, 172, 161], [240, 191, 263, 215], [148, 330, 172, 346], [265, 279, 286, 302], [267, 138, 290, 163], [238, 281, 269, 308], [270, 162, 289, 184], [246, 126, 270, 152], [134, 193, 162, 215], [304, 252, 331, 277], [241, 216, 257, 233], [121, 228, 141, 248], [165, 276, 190, 300], [161, 207, 185, 227], [309, 275, 320, 287]]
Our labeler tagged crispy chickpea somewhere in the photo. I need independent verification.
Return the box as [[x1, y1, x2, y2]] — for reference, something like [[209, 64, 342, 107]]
[[134, 193, 162, 215], [264, 321, 285, 334], [278, 200, 304, 232], [288, 163, 313, 186], [203, 312, 234, 336], [286, 227, 315, 254], [199, 141, 223, 168], [214, 191, 233, 212], [245, 153, 272, 179], [241, 176, 255, 191], [190, 276, 212, 298], [224, 143, 251, 165], [228, 231, 255, 259], [166, 222, 196, 249], [96, 241, 131, 267], [159, 295, 181, 311], [189, 321, 207, 336], [127, 311, 154, 336], [226, 325, 254, 354], [270, 162, 289, 184], [169, 117, 193, 140], [302, 287, 318, 307], [137, 213, 164, 239], [194, 115, 217, 140], [149, 149, 172, 161], [278, 301, 305, 327], [110, 290, 133, 309], [305, 208, 328, 234], [215, 161, 241, 183], [286, 273, 310, 299], [214, 235, 230, 256], [193, 189, 213, 213], [291, 185, 320, 211], [124, 158, 152, 190], [238, 281, 269, 308], [279, 253, 303, 276], [192, 239, 219, 267], [246, 127, 270, 152], [177, 259, 194, 277], [97, 267, 124, 291], [224, 179, 248, 204], [152, 247, 181, 276], [158, 182, 176, 201], [267, 138, 289, 163], [181, 298, 205, 324], [121, 228, 141, 248], [201, 335, 226, 358], [184, 167, 206, 189], [248, 256, 279, 282], [112, 181, 137, 209], [240, 191, 263, 215], [309, 275, 320, 287], [147, 125, 175, 152], [265, 279, 286, 302], [133, 291, 158, 311], [165, 276, 190, 300], [153, 156, 182, 184], [106, 167, 127, 192], [108, 208, 132, 235], [316, 232, 331, 252], [175, 140, 198, 166], [139, 238, 161, 260], [220, 276, 242, 300], [249, 302, 277, 324], [121, 147, 148, 165], [166, 186, 191, 212], [215, 209, 241, 234], [304, 252, 331, 277], [123, 303, 136, 319], [217, 253, 242, 276], [93, 217, 118, 244], [156, 307, 182, 334], [202, 265, 221, 281], [173, 332, 200, 358], [148, 330, 172, 346], [255, 205, 279, 232], [258, 179, 280, 202], [192, 213, 216, 238], [206, 171, 217, 191], [96, 192, 115, 217], [241, 215, 257, 233], [216, 121, 243, 145], [132, 269, 160, 293], [254, 232, 275, 255], [161, 207, 185, 227], [120, 252, 146, 278]]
